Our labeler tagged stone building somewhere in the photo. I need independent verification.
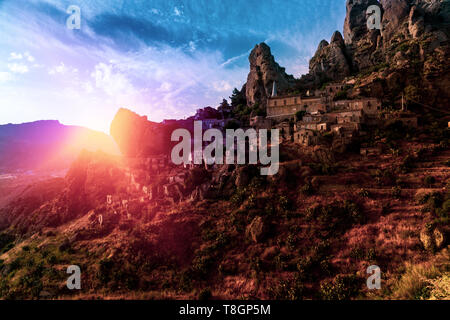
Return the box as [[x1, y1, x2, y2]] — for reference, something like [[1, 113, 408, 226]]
[[294, 129, 319, 146], [295, 114, 330, 132], [275, 121, 293, 142], [250, 116, 272, 130], [386, 111, 419, 128], [324, 83, 346, 98], [332, 98, 381, 115], [266, 94, 327, 121]]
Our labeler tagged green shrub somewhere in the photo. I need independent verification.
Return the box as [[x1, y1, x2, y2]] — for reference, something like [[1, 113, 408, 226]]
[[0, 233, 15, 253], [358, 188, 370, 198], [268, 275, 304, 300], [350, 247, 377, 261], [295, 110, 306, 121], [231, 187, 247, 207], [301, 182, 314, 195], [304, 201, 365, 232], [320, 275, 361, 300], [421, 192, 443, 214], [391, 186, 402, 199], [333, 90, 348, 101]]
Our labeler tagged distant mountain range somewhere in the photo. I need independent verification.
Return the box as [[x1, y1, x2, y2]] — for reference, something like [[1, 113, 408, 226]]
[[0, 120, 120, 173]]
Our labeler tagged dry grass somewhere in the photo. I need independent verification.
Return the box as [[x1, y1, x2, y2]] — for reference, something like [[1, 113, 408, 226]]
[[427, 275, 450, 300], [391, 248, 449, 300]]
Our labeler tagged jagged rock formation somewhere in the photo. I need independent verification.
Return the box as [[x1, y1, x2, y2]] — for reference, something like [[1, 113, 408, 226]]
[[245, 43, 295, 106], [307, 0, 450, 107], [310, 31, 351, 81], [408, 5, 425, 38], [343, 0, 381, 46], [380, 0, 411, 41]]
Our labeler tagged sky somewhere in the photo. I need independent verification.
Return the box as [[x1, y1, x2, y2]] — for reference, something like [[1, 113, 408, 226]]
[[0, 0, 346, 133]]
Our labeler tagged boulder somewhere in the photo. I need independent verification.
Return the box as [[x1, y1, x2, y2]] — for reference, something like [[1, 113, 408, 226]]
[[246, 216, 266, 243], [420, 224, 446, 251]]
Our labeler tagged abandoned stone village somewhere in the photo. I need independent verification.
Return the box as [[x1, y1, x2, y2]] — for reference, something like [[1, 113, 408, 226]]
[[103, 76, 422, 221]]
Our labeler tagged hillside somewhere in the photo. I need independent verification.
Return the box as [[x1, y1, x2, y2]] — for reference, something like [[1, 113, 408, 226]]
[[0, 0, 448, 300], [0, 120, 120, 173]]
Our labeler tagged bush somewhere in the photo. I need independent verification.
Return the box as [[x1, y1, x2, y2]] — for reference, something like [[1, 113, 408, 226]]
[[320, 275, 360, 300], [295, 110, 306, 121], [231, 188, 247, 207], [391, 186, 402, 199], [333, 90, 348, 101], [350, 247, 377, 261], [301, 182, 314, 195], [423, 176, 436, 187], [421, 192, 444, 214], [268, 275, 304, 300], [304, 201, 365, 232], [358, 188, 370, 198], [392, 264, 440, 299], [198, 288, 212, 300], [0, 233, 15, 253]]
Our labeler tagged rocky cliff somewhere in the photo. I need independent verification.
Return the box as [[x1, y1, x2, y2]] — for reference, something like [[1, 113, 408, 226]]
[[110, 108, 183, 157], [245, 43, 295, 106], [308, 0, 450, 107], [309, 31, 352, 82]]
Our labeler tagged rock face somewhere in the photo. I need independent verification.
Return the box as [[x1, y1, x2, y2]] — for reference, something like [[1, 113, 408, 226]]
[[244, 1, 449, 108], [343, 0, 381, 45], [310, 31, 351, 81], [110, 108, 180, 157], [246, 216, 266, 243], [245, 43, 295, 106], [304, 0, 450, 108], [379, 0, 411, 42], [408, 5, 425, 38]]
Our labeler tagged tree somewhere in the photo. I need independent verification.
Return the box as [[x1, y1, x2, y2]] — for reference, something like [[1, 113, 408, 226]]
[[230, 87, 247, 108], [219, 99, 230, 110], [404, 85, 420, 106], [295, 110, 306, 121]]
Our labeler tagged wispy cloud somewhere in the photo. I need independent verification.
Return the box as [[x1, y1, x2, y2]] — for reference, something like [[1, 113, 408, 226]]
[[7, 63, 29, 74], [0, 0, 347, 132]]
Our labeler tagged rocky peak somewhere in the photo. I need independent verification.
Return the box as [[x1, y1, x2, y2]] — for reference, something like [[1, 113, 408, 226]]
[[380, 0, 411, 41], [318, 40, 329, 50], [309, 30, 351, 82], [343, 0, 381, 45], [331, 31, 345, 45], [245, 42, 295, 106]]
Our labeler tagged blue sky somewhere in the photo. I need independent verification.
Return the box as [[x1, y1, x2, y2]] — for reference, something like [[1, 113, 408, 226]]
[[0, 0, 346, 133]]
